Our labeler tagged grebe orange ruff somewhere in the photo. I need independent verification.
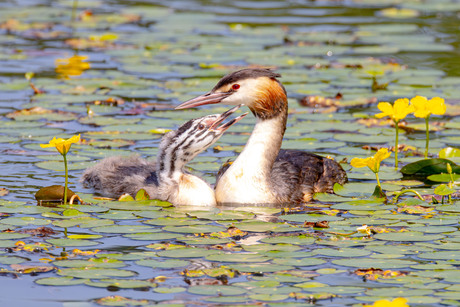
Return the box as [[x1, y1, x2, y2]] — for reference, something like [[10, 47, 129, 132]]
[[176, 68, 347, 205]]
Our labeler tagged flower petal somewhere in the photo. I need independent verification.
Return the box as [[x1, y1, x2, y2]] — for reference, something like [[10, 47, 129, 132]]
[[428, 97, 446, 115], [393, 98, 413, 121], [411, 95, 429, 118], [374, 148, 391, 163], [350, 157, 371, 168], [375, 102, 393, 119]]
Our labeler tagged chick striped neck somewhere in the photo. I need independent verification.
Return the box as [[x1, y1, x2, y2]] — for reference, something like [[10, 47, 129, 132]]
[[156, 121, 215, 186]]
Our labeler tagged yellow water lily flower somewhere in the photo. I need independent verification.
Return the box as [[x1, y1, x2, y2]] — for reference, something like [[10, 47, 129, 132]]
[[410, 96, 446, 158], [40, 134, 80, 155], [40, 134, 80, 205], [372, 297, 409, 307], [55, 55, 91, 78], [376, 98, 414, 122], [411, 95, 446, 118], [375, 99, 413, 168], [350, 148, 391, 173]]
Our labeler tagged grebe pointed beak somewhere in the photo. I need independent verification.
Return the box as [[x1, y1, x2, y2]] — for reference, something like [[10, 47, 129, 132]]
[[215, 112, 248, 132], [175, 91, 232, 109], [209, 104, 247, 132]]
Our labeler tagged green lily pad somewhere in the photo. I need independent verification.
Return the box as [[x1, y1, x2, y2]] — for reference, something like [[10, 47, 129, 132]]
[[401, 158, 460, 175], [57, 268, 137, 279], [46, 238, 100, 247], [91, 225, 158, 234], [0, 256, 28, 265], [375, 232, 444, 242], [260, 235, 315, 245], [85, 279, 153, 289], [188, 285, 247, 296], [332, 258, 415, 268], [312, 247, 372, 257], [0, 217, 51, 226], [135, 259, 189, 268], [53, 217, 114, 228], [272, 257, 326, 267], [35, 277, 88, 286], [206, 253, 271, 263], [154, 287, 187, 294], [156, 248, 219, 258], [123, 232, 180, 241], [162, 225, 226, 234], [229, 263, 294, 273]]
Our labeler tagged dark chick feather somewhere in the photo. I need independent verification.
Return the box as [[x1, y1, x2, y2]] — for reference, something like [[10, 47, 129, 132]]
[[272, 149, 347, 202], [81, 155, 158, 198]]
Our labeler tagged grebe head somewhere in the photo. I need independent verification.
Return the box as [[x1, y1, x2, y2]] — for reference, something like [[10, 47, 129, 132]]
[[176, 68, 287, 119], [160, 105, 247, 162]]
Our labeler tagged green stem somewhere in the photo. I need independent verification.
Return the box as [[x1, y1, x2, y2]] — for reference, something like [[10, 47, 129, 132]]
[[424, 116, 430, 158], [71, 0, 79, 23], [63, 153, 68, 205], [375, 172, 381, 188], [392, 189, 424, 203], [394, 120, 399, 168]]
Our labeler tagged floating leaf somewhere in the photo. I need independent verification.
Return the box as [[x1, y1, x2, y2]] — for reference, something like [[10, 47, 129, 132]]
[[35, 276, 87, 286], [375, 231, 444, 242], [434, 184, 456, 196], [57, 268, 136, 279], [188, 285, 246, 296], [401, 158, 460, 175], [46, 238, 100, 247], [85, 279, 153, 289], [439, 147, 460, 158]]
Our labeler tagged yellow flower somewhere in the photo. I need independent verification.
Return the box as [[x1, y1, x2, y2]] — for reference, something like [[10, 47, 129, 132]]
[[40, 134, 80, 155], [376, 98, 414, 122], [410, 95, 446, 118], [357, 225, 372, 235], [55, 55, 91, 78], [372, 297, 409, 307], [350, 148, 391, 173]]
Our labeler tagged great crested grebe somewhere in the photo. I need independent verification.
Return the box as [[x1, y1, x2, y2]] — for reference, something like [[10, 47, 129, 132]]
[[176, 68, 348, 205], [81, 105, 247, 206]]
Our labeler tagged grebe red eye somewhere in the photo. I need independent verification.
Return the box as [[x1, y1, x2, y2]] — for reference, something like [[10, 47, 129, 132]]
[[232, 84, 240, 90]]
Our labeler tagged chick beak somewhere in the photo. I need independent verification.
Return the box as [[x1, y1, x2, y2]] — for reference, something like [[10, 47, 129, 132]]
[[209, 104, 248, 132], [175, 91, 232, 109]]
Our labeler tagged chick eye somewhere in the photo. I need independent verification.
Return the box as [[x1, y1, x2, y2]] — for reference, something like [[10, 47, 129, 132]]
[[232, 84, 240, 90], [198, 123, 206, 130]]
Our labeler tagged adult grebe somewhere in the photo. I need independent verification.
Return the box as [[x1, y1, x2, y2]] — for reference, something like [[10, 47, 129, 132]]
[[176, 68, 347, 205], [81, 105, 247, 206]]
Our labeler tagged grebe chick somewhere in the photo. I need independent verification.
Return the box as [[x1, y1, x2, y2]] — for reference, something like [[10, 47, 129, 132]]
[[81, 105, 247, 206], [176, 68, 347, 205]]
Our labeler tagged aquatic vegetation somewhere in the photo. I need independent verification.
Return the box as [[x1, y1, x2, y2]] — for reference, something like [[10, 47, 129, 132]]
[[55, 55, 91, 78], [375, 99, 414, 168], [40, 135, 80, 205], [350, 148, 391, 187], [370, 297, 409, 307], [410, 96, 446, 158], [0, 0, 460, 306]]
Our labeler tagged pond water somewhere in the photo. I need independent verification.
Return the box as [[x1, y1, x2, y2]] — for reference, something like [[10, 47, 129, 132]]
[[0, 0, 460, 306]]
